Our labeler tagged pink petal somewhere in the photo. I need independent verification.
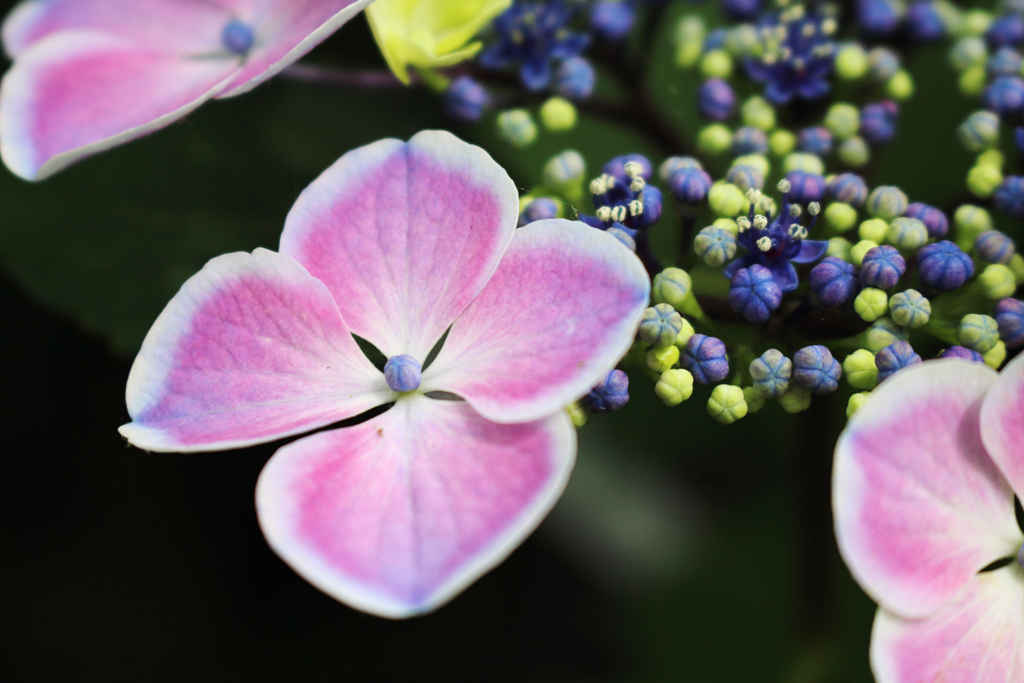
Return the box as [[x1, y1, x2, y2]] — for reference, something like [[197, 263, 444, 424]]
[[0, 31, 239, 179], [119, 248, 390, 453], [981, 351, 1024, 499], [279, 130, 519, 360], [422, 219, 650, 424], [218, 0, 377, 97], [255, 394, 575, 618], [870, 568, 1024, 683], [833, 360, 1023, 619]]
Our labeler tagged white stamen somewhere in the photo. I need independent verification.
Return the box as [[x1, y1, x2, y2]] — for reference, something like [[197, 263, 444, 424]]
[[624, 161, 642, 178], [808, 201, 820, 216], [630, 177, 646, 193], [611, 205, 627, 222], [753, 215, 768, 229], [590, 178, 607, 195], [789, 204, 802, 217], [596, 206, 612, 222], [757, 236, 773, 252], [628, 200, 644, 216], [777, 178, 791, 194], [736, 216, 751, 232]]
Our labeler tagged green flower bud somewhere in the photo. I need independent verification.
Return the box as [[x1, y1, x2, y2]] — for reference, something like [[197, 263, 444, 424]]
[[647, 344, 680, 373], [708, 182, 746, 216], [656, 369, 694, 406], [979, 263, 1018, 299], [957, 111, 1000, 151], [708, 385, 748, 424], [855, 287, 889, 322], [847, 392, 871, 418], [889, 289, 931, 327], [566, 401, 590, 428], [651, 267, 693, 309], [859, 218, 889, 243], [867, 186, 909, 220], [542, 150, 586, 203], [866, 317, 909, 353], [887, 70, 914, 99], [958, 313, 1000, 353], [623, 339, 650, 366], [959, 66, 987, 96], [984, 340, 1007, 369], [967, 163, 1003, 198], [948, 36, 986, 71], [674, 318, 696, 349], [742, 95, 776, 130], [838, 136, 870, 167], [826, 203, 858, 232], [962, 9, 993, 36], [698, 124, 732, 155], [724, 24, 758, 56], [700, 49, 733, 78], [640, 303, 684, 346], [743, 386, 765, 413], [835, 43, 869, 80], [824, 103, 860, 139], [713, 217, 738, 235], [851, 240, 880, 268], [978, 149, 1003, 169], [694, 225, 737, 267], [1009, 253, 1024, 284], [782, 152, 824, 176], [497, 109, 537, 147], [539, 97, 577, 132], [933, 0, 963, 33], [886, 217, 929, 250], [843, 349, 879, 389], [769, 129, 796, 157], [674, 16, 705, 68], [732, 153, 770, 177], [779, 386, 812, 413], [954, 205, 993, 250], [827, 237, 854, 262]]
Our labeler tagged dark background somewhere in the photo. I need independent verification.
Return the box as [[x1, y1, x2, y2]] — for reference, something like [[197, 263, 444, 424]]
[[0, 1, 1011, 681]]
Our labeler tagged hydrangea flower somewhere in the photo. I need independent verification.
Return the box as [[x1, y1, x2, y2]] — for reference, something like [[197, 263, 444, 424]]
[[834, 356, 1024, 681], [117, 131, 649, 617], [0, 0, 377, 180], [744, 5, 836, 105]]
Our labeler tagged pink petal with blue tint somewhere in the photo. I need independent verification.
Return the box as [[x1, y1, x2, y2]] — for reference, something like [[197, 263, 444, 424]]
[[870, 567, 1024, 683], [0, 31, 239, 179], [280, 130, 519, 360], [422, 219, 649, 424], [981, 351, 1024, 499], [256, 394, 575, 618], [119, 248, 390, 453], [834, 360, 1023, 619], [219, 0, 378, 97]]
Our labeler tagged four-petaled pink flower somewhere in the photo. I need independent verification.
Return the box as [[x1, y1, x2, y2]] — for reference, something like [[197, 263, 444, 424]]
[[117, 130, 650, 618], [0, 0, 377, 180], [834, 354, 1024, 681]]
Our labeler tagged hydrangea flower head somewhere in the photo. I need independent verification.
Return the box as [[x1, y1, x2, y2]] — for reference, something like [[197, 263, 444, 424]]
[[117, 131, 649, 618], [744, 4, 837, 105], [0, 0, 377, 180]]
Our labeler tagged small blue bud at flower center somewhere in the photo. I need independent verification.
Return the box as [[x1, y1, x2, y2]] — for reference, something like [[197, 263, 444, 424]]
[[222, 20, 255, 55], [384, 355, 422, 393]]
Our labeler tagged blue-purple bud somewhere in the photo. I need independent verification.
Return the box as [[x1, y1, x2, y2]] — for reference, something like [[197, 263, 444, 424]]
[[518, 197, 558, 226], [860, 100, 899, 145], [704, 28, 728, 52], [749, 349, 792, 398], [681, 334, 730, 385], [384, 354, 422, 393], [993, 176, 1024, 219], [725, 164, 764, 192], [698, 78, 736, 121], [722, 0, 762, 21], [809, 256, 858, 306], [975, 230, 1017, 264], [798, 126, 833, 155], [590, 0, 635, 41], [868, 46, 901, 81], [906, 0, 945, 42], [918, 241, 975, 290], [660, 156, 703, 182], [983, 76, 1024, 116], [222, 19, 255, 54], [556, 57, 596, 100], [988, 47, 1024, 78], [638, 186, 663, 228], [939, 346, 986, 362], [582, 369, 630, 413], [786, 170, 827, 204], [443, 76, 489, 122], [860, 245, 906, 289], [876, 341, 923, 381], [604, 154, 652, 182], [828, 173, 869, 205], [859, 0, 903, 37], [792, 345, 842, 394], [728, 264, 783, 323], [905, 202, 948, 238], [986, 13, 1024, 49], [670, 168, 713, 203], [995, 298, 1024, 347], [731, 127, 769, 155]]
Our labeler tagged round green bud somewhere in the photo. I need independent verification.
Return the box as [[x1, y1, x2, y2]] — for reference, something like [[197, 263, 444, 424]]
[[886, 217, 929, 250], [827, 237, 854, 262], [708, 182, 746, 216], [887, 70, 914, 99], [700, 49, 733, 78], [978, 149, 1004, 169], [851, 240, 880, 268], [725, 24, 758, 56], [640, 303, 684, 346], [824, 103, 860, 140], [697, 124, 732, 155], [847, 392, 871, 419], [1009, 253, 1024, 284], [889, 289, 932, 327], [708, 385, 748, 424], [674, 17, 705, 68], [651, 267, 693, 310], [713, 217, 738, 235], [866, 317, 909, 353], [979, 263, 1018, 299], [496, 109, 537, 147], [826, 203, 858, 232], [656, 369, 694, 406], [743, 386, 765, 413], [962, 9, 993, 36], [957, 111, 1000, 152], [967, 163, 1003, 198], [769, 129, 796, 157], [933, 0, 963, 34], [539, 97, 577, 132], [867, 186, 908, 220], [779, 386, 812, 413], [984, 340, 1007, 369], [958, 66, 987, 96], [954, 205, 993, 250], [566, 401, 590, 428], [949, 36, 987, 71], [855, 287, 889, 322], [835, 43, 869, 80], [859, 218, 889, 243], [782, 152, 825, 176], [676, 41, 703, 68], [674, 318, 696, 349], [741, 96, 776, 131], [694, 225, 737, 267], [647, 344, 680, 373], [843, 349, 879, 389], [732, 153, 770, 177], [543, 150, 586, 188], [623, 339, 650, 366], [838, 136, 871, 167], [958, 313, 1000, 353]]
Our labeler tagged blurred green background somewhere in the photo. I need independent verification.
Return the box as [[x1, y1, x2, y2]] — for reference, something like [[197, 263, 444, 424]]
[[0, 1, 1012, 681]]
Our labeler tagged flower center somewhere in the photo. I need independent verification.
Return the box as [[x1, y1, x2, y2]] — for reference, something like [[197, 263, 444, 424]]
[[384, 355, 422, 393], [221, 20, 255, 55]]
